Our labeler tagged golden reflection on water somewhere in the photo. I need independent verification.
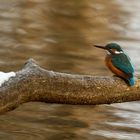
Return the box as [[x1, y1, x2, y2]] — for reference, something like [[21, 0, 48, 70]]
[[0, 0, 140, 140], [0, 0, 126, 75]]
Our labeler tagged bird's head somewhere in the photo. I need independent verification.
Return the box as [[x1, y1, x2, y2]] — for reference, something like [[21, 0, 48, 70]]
[[94, 43, 123, 54]]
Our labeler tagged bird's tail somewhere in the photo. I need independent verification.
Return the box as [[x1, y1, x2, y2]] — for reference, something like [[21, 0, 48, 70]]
[[128, 77, 135, 86]]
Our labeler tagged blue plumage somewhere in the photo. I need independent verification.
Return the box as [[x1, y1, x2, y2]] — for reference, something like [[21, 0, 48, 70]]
[[112, 53, 134, 86], [128, 77, 135, 86], [112, 53, 134, 74]]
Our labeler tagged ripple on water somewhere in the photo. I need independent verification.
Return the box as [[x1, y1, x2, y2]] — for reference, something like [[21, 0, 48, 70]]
[[0, 0, 139, 140]]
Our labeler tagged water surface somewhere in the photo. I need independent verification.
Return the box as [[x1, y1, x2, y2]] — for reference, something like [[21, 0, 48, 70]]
[[0, 0, 140, 139]]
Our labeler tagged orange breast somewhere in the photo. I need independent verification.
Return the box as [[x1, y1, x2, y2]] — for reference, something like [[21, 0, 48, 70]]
[[105, 55, 128, 79]]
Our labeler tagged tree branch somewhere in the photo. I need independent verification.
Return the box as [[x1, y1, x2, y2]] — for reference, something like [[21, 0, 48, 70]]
[[0, 58, 140, 113]]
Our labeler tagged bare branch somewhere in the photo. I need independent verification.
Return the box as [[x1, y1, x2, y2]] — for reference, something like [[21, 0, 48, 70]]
[[0, 58, 139, 113]]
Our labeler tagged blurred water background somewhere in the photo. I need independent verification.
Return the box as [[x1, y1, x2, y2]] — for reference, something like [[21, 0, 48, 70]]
[[0, 0, 140, 139]]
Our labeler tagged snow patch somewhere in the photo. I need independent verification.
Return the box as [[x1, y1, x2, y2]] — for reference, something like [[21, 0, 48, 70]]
[[0, 72, 16, 86]]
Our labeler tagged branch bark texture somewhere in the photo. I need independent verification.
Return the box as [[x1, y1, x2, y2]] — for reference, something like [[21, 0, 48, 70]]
[[0, 59, 140, 113]]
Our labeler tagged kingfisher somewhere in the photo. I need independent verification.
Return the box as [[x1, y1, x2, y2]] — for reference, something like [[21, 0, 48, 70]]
[[94, 43, 135, 86]]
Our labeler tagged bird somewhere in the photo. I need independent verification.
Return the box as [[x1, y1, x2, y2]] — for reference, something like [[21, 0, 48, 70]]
[[93, 43, 135, 86]]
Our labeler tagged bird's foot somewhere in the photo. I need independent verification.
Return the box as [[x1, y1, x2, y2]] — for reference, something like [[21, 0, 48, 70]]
[[113, 75, 119, 78]]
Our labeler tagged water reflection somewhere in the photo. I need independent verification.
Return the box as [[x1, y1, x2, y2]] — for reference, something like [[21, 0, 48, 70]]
[[0, 0, 139, 140], [0, 0, 125, 75]]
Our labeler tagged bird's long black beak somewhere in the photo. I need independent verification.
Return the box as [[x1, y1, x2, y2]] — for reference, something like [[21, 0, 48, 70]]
[[93, 45, 107, 50], [93, 45, 113, 54]]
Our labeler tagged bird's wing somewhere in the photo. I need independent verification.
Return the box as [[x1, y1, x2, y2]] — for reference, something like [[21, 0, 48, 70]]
[[111, 53, 134, 78]]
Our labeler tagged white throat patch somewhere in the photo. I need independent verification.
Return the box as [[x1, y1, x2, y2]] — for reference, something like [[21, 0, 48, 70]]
[[106, 50, 110, 55], [114, 51, 123, 54]]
